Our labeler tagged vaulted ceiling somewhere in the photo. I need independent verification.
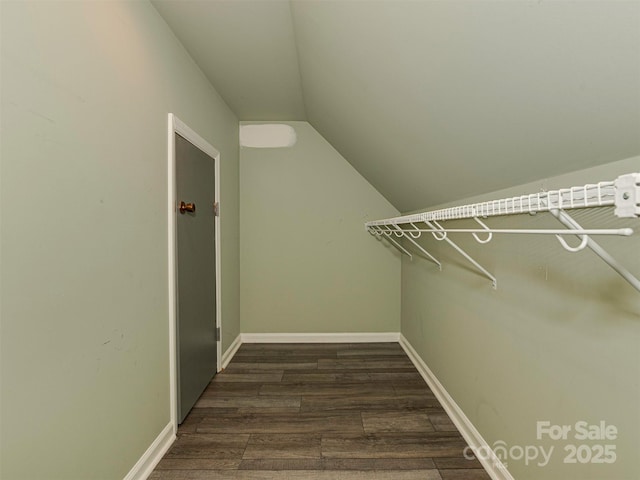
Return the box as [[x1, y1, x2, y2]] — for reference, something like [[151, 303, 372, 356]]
[[152, 0, 640, 212]]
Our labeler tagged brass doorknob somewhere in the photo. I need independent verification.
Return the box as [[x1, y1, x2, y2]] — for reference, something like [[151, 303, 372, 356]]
[[179, 201, 196, 214]]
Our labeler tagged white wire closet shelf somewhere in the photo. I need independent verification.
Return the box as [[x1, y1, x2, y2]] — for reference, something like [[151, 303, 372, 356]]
[[365, 173, 640, 292]]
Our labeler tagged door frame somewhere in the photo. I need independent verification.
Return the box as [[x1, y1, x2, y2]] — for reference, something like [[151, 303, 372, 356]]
[[167, 113, 221, 433]]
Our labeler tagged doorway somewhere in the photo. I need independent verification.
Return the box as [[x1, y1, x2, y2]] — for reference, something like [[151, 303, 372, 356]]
[[168, 114, 221, 429]]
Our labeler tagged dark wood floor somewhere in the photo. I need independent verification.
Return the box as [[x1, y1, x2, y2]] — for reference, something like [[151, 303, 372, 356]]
[[150, 342, 490, 479]]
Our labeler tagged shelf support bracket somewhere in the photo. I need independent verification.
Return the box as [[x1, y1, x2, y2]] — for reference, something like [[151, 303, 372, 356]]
[[384, 235, 412, 259], [425, 221, 497, 289], [371, 226, 412, 259], [391, 224, 442, 270], [550, 209, 640, 293]]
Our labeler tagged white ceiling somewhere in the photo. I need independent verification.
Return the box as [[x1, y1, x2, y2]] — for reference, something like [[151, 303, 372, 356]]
[[153, 0, 640, 212], [152, 0, 305, 120]]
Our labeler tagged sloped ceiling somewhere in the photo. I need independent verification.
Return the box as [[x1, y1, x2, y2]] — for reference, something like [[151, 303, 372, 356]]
[[152, 0, 305, 120], [152, 0, 640, 212]]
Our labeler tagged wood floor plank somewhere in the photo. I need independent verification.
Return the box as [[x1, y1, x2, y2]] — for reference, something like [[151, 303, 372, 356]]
[[197, 412, 364, 434], [239, 459, 323, 470], [195, 395, 300, 409], [231, 358, 325, 366], [336, 349, 406, 358], [343, 342, 404, 350], [321, 433, 469, 459], [236, 407, 302, 414], [300, 394, 441, 412], [165, 434, 250, 459], [178, 408, 239, 433], [439, 469, 492, 479], [155, 458, 242, 470], [393, 383, 435, 396], [212, 372, 284, 383], [260, 382, 396, 397], [243, 434, 322, 459], [149, 471, 186, 479], [225, 362, 318, 371], [280, 372, 372, 383], [281, 368, 420, 376], [317, 358, 414, 371], [241, 457, 440, 472], [201, 383, 261, 396], [433, 457, 483, 469], [368, 372, 424, 382], [280, 371, 424, 384], [322, 458, 437, 470], [362, 411, 435, 434], [186, 407, 239, 416]]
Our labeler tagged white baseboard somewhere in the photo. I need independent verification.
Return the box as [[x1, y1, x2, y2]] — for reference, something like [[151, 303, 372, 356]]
[[123, 422, 175, 480], [240, 332, 400, 343], [399, 334, 514, 480], [221, 333, 242, 370]]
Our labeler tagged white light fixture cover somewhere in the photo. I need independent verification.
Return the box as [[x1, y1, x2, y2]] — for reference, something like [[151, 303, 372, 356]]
[[240, 124, 297, 148]]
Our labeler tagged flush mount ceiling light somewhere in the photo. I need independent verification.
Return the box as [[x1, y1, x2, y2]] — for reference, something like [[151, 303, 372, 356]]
[[240, 124, 297, 148]]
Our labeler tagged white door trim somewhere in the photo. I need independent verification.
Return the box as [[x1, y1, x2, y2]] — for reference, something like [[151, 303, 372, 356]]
[[167, 113, 222, 433]]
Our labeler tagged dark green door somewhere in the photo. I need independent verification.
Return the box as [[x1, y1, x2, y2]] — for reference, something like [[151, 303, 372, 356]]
[[175, 133, 217, 424]]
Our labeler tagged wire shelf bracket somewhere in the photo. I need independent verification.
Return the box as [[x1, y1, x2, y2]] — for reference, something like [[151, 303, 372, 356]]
[[366, 172, 640, 292], [370, 227, 413, 259], [426, 220, 497, 288]]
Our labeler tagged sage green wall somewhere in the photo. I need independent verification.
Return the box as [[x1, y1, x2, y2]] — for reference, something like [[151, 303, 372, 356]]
[[0, 2, 239, 479], [401, 157, 640, 480], [240, 121, 400, 334]]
